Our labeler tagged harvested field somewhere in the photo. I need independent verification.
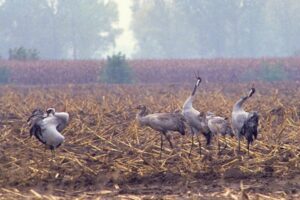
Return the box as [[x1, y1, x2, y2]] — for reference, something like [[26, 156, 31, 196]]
[[0, 82, 300, 199]]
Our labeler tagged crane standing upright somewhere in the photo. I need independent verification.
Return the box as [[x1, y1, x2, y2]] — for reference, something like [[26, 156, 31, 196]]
[[182, 76, 211, 156], [232, 88, 259, 155]]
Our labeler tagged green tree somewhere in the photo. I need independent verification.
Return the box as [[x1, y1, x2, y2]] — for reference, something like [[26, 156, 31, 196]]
[[55, 0, 120, 59], [100, 52, 133, 84], [131, 0, 300, 58], [131, 0, 248, 58], [259, 62, 288, 82], [241, 62, 289, 82], [0, 0, 120, 59], [132, 1, 203, 58], [0, 66, 10, 84], [9, 47, 39, 60], [0, 0, 53, 58]]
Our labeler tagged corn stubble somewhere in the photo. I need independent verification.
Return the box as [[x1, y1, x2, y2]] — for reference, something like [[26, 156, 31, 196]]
[[0, 83, 299, 199]]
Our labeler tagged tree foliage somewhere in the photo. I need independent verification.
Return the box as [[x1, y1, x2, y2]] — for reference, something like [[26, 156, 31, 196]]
[[0, 0, 120, 59], [100, 52, 133, 84], [0, 66, 10, 84], [131, 0, 300, 58], [55, 0, 120, 59], [9, 47, 39, 60]]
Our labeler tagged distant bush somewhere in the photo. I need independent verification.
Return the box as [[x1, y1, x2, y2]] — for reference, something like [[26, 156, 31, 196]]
[[293, 49, 300, 57], [100, 52, 133, 83], [0, 66, 10, 84], [9, 47, 39, 60], [259, 62, 288, 82], [242, 62, 289, 82]]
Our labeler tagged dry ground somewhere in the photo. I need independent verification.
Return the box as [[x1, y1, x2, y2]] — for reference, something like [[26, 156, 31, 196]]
[[0, 82, 300, 199]]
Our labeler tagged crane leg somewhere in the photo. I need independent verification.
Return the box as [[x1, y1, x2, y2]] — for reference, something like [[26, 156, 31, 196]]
[[196, 135, 202, 156], [247, 142, 250, 156], [49, 149, 56, 168], [223, 135, 227, 149], [180, 135, 184, 149], [189, 134, 194, 157], [220, 135, 228, 154], [217, 134, 220, 154], [238, 138, 241, 155], [42, 145, 48, 162], [51, 149, 56, 160], [164, 133, 173, 149], [160, 133, 164, 158]]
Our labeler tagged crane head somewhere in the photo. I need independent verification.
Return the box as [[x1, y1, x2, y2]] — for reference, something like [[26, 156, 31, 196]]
[[248, 88, 255, 97], [46, 108, 56, 116], [194, 71, 202, 86], [135, 105, 146, 110], [27, 108, 44, 124]]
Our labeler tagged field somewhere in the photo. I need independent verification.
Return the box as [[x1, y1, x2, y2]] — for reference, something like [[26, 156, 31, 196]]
[[0, 82, 300, 199], [1, 58, 300, 85]]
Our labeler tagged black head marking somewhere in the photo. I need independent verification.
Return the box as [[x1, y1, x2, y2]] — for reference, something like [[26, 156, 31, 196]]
[[248, 88, 255, 97], [135, 105, 146, 110], [46, 108, 55, 115]]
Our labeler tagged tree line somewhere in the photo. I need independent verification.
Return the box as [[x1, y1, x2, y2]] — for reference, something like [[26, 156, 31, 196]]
[[0, 0, 119, 59], [132, 0, 300, 58], [0, 0, 299, 59]]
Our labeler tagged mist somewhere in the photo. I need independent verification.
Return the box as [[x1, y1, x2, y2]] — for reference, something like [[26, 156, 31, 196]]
[[0, 0, 300, 59]]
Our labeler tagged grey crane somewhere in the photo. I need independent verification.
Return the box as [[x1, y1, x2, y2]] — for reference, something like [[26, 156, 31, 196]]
[[206, 112, 234, 153], [232, 88, 259, 155], [27, 108, 69, 157], [135, 105, 186, 157], [182, 76, 211, 157]]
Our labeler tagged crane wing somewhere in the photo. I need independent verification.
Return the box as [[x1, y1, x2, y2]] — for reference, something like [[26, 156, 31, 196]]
[[233, 112, 248, 130], [53, 112, 69, 132], [242, 112, 259, 139], [27, 109, 47, 144]]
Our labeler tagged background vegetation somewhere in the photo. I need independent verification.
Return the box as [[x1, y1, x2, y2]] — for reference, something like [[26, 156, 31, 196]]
[[0, 58, 297, 85], [0, 66, 10, 84], [100, 52, 133, 84], [1, 1, 300, 59], [0, 0, 119, 59], [9, 47, 39, 60]]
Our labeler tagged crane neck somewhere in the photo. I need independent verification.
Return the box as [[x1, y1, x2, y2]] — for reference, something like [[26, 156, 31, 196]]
[[136, 108, 149, 126], [183, 95, 194, 110], [183, 82, 199, 110], [233, 96, 248, 112], [191, 84, 198, 96], [136, 107, 147, 118]]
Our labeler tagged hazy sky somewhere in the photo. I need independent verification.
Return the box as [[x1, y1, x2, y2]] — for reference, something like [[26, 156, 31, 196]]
[[110, 0, 136, 57], [0, 0, 137, 58]]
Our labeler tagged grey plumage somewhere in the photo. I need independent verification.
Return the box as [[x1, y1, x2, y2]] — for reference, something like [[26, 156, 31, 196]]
[[136, 105, 185, 157], [232, 88, 259, 155], [27, 108, 47, 144], [241, 112, 259, 149], [182, 77, 212, 157], [206, 112, 234, 152], [27, 108, 69, 156]]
